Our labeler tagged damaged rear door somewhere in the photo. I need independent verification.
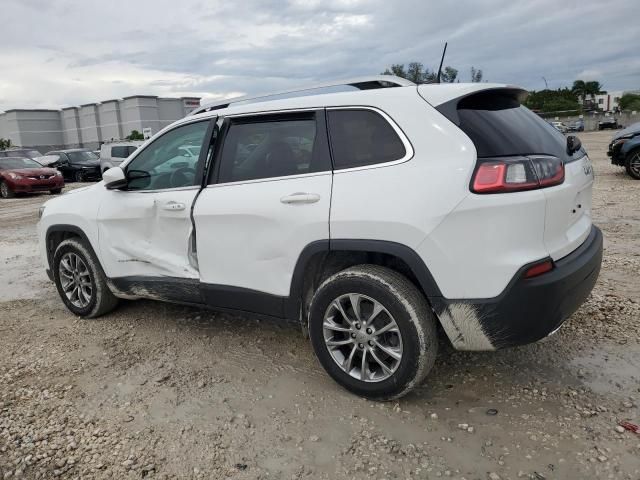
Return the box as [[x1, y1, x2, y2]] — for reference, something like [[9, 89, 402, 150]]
[[96, 118, 215, 300]]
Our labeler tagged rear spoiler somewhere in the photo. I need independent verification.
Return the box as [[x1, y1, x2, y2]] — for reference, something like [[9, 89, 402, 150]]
[[424, 87, 528, 126]]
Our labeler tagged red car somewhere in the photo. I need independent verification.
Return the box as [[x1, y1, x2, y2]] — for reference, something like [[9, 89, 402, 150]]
[[0, 156, 65, 198]]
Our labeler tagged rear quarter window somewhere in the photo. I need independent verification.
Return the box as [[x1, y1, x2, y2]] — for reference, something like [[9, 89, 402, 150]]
[[448, 91, 584, 162], [327, 109, 406, 169]]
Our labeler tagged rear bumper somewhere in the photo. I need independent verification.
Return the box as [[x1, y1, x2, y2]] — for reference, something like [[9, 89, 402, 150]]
[[434, 225, 603, 350]]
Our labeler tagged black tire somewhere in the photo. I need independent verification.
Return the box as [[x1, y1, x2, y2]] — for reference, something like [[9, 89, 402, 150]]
[[308, 265, 438, 400], [52, 238, 119, 318], [625, 149, 640, 180], [50, 188, 63, 195], [0, 181, 15, 198], [74, 171, 84, 182]]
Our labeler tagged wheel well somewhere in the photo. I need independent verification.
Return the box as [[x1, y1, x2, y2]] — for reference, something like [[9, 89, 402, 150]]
[[297, 250, 428, 324], [46, 230, 82, 267], [626, 146, 640, 158]]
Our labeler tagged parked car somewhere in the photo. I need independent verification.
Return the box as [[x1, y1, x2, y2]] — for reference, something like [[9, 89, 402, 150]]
[[608, 121, 640, 179], [44, 149, 102, 182], [0, 156, 64, 198], [567, 119, 584, 132], [598, 117, 618, 130], [99, 141, 143, 174], [0, 148, 43, 160], [551, 121, 568, 133], [38, 77, 602, 400], [37, 155, 63, 167]]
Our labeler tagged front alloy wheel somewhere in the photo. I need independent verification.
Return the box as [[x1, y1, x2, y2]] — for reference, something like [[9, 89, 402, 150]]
[[0, 181, 15, 198], [53, 238, 119, 318], [626, 151, 640, 180], [58, 252, 93, 308]]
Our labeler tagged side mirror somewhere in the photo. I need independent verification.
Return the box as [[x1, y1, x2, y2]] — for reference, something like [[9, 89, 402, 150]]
[[103, 167, 127, 190], [567, 135, 582, 155]]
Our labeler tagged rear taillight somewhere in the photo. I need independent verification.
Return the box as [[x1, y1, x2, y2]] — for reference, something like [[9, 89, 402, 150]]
[[471, 156, 564, 194]]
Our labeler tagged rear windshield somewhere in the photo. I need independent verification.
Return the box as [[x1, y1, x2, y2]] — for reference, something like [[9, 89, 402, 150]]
[[451, 91, 583, 161]]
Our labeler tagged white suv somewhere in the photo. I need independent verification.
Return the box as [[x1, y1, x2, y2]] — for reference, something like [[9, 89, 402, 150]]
[[99, 141, 143, 174], [38, 76, 602, 400]]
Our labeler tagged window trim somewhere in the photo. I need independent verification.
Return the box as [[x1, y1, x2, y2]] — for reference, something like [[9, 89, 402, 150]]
[[209, 108, 331, 186], [117, 117, 215, 193], [326, 106, 414, 173]]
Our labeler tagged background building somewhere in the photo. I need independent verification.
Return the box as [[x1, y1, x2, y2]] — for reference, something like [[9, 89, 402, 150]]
[[0, 96, 200, 153]]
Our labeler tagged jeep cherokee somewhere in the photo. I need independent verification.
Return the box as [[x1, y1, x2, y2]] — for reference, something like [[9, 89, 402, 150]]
[[38, 76, 602, 399]]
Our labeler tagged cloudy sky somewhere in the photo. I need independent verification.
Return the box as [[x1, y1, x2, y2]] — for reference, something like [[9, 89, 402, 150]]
[[1, 0, 638, 111]]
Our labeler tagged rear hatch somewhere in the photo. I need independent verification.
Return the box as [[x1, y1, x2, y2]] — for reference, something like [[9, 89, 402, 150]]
[[425, 86, 594, 260]]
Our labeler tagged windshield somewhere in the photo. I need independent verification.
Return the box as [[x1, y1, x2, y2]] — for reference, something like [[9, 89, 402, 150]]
[[67, 151, 99, 163], [0, 157, 43, 169]]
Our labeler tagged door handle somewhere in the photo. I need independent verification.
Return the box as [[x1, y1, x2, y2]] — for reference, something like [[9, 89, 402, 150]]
[[161, 201, 186, 211], [280, 192, 321, 204]]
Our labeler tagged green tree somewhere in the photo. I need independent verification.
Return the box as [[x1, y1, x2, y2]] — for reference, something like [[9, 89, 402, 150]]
[[0, 138, 12, 150], [382, 62, 459, 84], [572, 80, 605, 106], [470, 67, 483, 83], [619, 93, 640, 111], [441, 66, 458, 83], [524, 88, 580, 113], [126, 130, 145, 141]]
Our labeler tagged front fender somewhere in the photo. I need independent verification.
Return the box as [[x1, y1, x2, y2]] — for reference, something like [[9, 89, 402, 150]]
[[621, 137, 640, 157]]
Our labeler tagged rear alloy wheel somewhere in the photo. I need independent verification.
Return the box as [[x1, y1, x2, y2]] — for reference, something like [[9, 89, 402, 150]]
[[309, 265, 438, 400], [74, 171, 84, 182], [322, 293, 403, 383], [53, 238, 119, 318], [625, 150, 640, 180], [0, 181, 15, 198]]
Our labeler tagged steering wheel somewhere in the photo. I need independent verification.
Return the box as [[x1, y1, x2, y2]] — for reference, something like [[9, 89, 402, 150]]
[[170, 166, 196, 188]]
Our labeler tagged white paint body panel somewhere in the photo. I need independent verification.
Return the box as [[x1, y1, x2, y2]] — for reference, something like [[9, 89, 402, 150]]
[[330, 93, 476, 249], [417, 189, 549, 298], [542, 155, 594, 260], [38, 184, 103, 271], [193, 173, 332, 296], [96, 188, 199, 279]]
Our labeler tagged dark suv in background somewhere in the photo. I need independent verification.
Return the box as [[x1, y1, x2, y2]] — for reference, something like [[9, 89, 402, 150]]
[[44, 149, 102, 182], [608, 122, 640, 179]]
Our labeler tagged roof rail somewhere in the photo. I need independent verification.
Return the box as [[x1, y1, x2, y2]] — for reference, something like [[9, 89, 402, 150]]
[[188, 75, 415, 116]]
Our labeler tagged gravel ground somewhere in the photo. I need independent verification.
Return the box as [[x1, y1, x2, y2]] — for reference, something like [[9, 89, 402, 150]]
[[1, 131, 639, 479]]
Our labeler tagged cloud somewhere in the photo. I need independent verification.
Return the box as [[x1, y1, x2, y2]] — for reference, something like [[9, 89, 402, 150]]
[[0, 0, 638, 110]]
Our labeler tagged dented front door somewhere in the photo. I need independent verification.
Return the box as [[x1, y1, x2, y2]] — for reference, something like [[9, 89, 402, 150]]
[[97, 187, 200, 280], [95, 118, 214, 282]]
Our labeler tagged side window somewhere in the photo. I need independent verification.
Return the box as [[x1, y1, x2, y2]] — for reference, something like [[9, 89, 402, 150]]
[[111, 146, 129, 158], [327, 109, 406, 169], [217, 113, 327, 183], [127, 146, 139, 156], [126, 121, 209, 191]]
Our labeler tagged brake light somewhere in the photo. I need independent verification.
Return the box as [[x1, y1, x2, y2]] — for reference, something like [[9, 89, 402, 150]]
[[524, 259, 554, 278], [471, 156, 564, 194]]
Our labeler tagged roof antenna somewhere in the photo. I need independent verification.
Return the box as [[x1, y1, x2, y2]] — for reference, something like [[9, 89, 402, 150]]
[[436, 42, 448, 84]]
